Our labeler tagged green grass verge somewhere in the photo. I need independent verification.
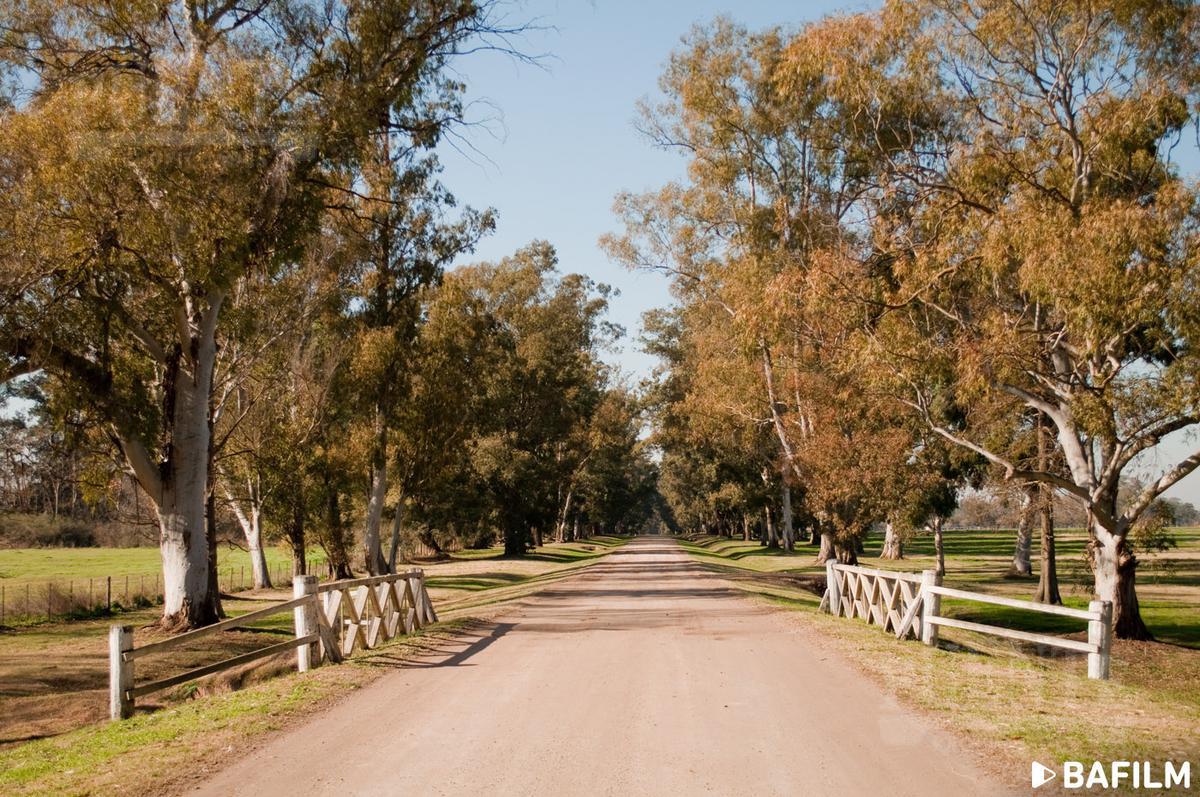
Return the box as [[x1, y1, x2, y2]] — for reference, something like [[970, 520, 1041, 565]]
[[0, 619, 478, 797]]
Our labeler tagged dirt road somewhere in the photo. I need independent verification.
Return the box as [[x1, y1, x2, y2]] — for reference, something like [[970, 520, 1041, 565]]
[[191, 538, 1010, 796]]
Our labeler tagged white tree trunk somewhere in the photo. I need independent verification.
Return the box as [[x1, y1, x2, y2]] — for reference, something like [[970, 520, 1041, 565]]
[[880, 520, 903, 559], [245, 512, 269, 590], [556, 487, 574, 543], [1010, 485, 1035, 575], [222, 474, 271, 589], [156, 329, 219, 629]]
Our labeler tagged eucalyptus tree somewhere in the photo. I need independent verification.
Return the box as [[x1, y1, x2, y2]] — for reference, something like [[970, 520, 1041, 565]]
[[572, 388, 659, 537], [0, 0, 514, 628], [215, 235, 355, 584], [870, 0, 1200, 637], [607, 15, 939, 559], [384, 265, 505, 564], [345, 146, 493, 575], [453, 243, 615, 555]]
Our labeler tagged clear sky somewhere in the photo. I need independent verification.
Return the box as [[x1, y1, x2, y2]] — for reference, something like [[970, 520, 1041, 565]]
[[437, 0, 1200, 505], [436, 0, 869, 379]]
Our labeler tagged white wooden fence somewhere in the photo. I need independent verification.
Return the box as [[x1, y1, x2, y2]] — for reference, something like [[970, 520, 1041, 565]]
[[109, 569, 437, 720], [820, 561, 1112, 680], [818, 562, 930, 640]]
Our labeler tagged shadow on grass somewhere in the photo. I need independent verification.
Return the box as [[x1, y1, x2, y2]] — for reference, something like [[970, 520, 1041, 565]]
[[425, 573, 527, 592]]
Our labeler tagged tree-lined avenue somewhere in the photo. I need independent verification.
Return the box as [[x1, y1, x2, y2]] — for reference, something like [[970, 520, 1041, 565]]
[[190, 538, 1007, 797]]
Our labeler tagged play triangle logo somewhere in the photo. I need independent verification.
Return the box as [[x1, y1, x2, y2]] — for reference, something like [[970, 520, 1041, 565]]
[[1032, 761, 1058, 788]]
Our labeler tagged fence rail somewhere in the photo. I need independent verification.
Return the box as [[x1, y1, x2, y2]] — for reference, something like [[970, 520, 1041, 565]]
[[109, 569, 437, 720], [818, 561, 930, 640], [820, 561, 1112, 680]]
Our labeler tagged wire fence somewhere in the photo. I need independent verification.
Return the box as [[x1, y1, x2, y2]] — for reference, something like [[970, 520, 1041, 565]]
[[0, 561, 303, 626], [0, 535, 477, 626]]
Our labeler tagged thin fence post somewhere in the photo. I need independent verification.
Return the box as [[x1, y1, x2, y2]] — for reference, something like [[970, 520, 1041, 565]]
[[825, 560, 840, 615], [1088, 600, 1112, 680], [423, 574, 437, 623], [920, 569, 940, 647], [109, 625, 134, 720], [89, 578, 93, 611], [1, 583, 5, 626], [293, 575, 319, 673], [106, 576, 112, 613], [124, 575, 129, 603], [47, 583, 52, 621]]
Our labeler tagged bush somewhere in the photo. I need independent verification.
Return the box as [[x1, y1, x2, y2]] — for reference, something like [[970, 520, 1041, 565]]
[[462, 527, 496, 550], [0, 513, 96, 548]]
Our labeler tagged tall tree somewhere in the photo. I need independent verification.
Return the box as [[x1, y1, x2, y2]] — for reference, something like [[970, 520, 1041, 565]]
[[453, 243, 615, 555], [0, 0, 512, 628], [872, 0, 1200, 637], [346, 148, 492, 575]]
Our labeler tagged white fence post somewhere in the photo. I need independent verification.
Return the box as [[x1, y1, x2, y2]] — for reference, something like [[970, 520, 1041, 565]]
[[825, 560, 840, 615], [109, 624, 134, 720], [1088, 600, 1112, 680], [920, 569, 940, 647], [293, 575, 319, 672]]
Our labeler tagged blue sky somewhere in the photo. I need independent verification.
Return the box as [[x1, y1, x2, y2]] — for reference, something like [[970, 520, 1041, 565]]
[[435, 0, 1200, 505], [436, 0, 870, 381]]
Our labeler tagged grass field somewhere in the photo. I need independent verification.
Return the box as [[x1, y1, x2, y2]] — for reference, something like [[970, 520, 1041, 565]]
[[678, 529, 1200, 794], [0, 543, 325, 585], [0, 536, 627, 757], [0, 543, 332, 626]]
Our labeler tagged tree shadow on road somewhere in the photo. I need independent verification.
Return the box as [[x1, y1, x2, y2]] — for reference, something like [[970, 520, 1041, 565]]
[[357, 619, 515, 670]]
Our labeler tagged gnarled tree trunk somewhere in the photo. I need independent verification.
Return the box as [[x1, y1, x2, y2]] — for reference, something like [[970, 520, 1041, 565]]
[[880, 521, 903, 560], [834, 540, 858, 565], [1090, 517, 1149, 639], [816, 528, 835, 564]]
